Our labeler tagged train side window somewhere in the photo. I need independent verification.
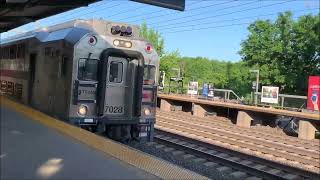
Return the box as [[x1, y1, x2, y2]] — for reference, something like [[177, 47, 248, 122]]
[[61, 56, 67, 77], [3, 47, 9, 59], [17, 44, 25, 59], [9, 45, 17, 59], [143, 65, 156, 85], [78, 58, 98, 81], [45, 47, 52, 56], [109, 61, 123, 83], [59, 56, 68, 78]]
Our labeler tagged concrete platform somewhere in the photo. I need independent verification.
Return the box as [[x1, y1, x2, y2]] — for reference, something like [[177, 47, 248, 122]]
[[158, 94, 320, 120], [0, 97, 207, 180], [0, 106, 157, 179]]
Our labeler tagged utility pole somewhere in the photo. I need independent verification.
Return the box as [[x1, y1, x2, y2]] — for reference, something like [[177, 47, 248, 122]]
[[250, 69, 260, 105]]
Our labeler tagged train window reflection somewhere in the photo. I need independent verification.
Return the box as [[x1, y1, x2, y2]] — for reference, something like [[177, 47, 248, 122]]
[[78, 58, 98, 81], [109, 61, 123, 83], [144, 65, 155, 85]]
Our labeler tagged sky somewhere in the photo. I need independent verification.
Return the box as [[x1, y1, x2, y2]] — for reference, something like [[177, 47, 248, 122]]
[[1, 0, 319, 62]]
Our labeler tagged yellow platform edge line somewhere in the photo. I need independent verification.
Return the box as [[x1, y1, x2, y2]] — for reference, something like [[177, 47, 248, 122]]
[[0, 96, 208, 180]]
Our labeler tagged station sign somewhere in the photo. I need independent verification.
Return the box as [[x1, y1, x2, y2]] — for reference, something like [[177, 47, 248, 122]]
[[307, 76, 320, 111], [261, 86, 279, 104], [188, 81, 198, 96]]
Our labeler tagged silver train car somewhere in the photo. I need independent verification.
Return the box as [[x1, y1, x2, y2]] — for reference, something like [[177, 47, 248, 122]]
[[0, 19, 159, 142]]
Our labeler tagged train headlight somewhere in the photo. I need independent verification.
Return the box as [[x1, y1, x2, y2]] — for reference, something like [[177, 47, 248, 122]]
[[78, 105, 87, 116], [144, 107, 151, 116], [113, 40, 120, 46], [113, 39, 132, 48], [124, 41, 132, 48]]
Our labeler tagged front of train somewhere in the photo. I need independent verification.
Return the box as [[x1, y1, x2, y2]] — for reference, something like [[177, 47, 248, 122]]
[[70, 20, 158, 142]]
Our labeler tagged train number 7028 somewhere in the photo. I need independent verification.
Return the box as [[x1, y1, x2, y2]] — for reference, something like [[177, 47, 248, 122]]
[[105, 106, 123, 114]]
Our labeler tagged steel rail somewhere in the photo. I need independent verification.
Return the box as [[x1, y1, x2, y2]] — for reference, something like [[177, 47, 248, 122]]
[[156, 120, 319, 168], [157, 114, 320, 158], [154, 130, 320, 180], [157, 110, 320, 150]]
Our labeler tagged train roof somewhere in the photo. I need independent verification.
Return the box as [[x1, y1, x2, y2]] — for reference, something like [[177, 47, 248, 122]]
[[1, 19, 140, 46]]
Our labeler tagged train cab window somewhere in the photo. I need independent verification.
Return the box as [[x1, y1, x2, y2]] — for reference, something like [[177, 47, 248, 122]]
[[109, 61, 123, 83], [78, 58, 98, 81], [144, 65, 156, 85]]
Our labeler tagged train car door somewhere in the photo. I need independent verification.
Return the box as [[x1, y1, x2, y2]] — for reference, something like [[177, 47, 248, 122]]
[[97, 50, 143, 120], [104, 56, 128, 117]]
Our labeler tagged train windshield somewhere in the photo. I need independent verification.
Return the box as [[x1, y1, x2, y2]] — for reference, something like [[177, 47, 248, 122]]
[[78, 58, 98, 81], [144, 65, 156, 85]]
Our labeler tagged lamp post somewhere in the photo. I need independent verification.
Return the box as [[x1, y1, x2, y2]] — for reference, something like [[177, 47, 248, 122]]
[[249, 69, 260, 105]]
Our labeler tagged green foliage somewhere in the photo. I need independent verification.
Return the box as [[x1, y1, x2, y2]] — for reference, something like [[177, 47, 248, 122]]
[[159, 53, 252, 97], [139, 22, 165, 57], [141, 11, 319, 97], [240, 12, 320, 95]]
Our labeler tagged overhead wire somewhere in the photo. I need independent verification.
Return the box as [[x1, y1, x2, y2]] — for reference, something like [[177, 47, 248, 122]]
[[162, 10, 315, 34], [157, 8, 318, 31], [6, 0, 313, 36], [147, 0, 253, 26], [60, 0, 112, 19], [165, 22, 252, 34], [117, 0, 207, 21], [151, 0, 296, 29], [107, 5, 146, 18], [128, 0, 237, 23], [46, 1, 123, 26]]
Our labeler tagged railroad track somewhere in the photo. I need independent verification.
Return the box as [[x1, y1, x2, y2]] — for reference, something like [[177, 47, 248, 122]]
[[156, 110, 320, 173], [158, 110, 320, 149], [152, 130, 319, 180]]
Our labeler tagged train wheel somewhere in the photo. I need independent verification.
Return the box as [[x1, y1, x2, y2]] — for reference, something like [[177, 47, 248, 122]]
[[130, 125, 139, 141], [105, 125, 132, 143], [90, 125, 97, 133], [105, 125, 121, 141], [120, 125, 131, 143]]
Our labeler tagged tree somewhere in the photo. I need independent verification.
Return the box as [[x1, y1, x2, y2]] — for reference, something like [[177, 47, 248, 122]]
[[159, 50, 181, 86], [139, 22, 165, 57], [239, 11, 320, 95]]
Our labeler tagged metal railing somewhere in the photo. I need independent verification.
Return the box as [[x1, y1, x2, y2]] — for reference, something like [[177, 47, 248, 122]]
[[254, 92, 307, 109]]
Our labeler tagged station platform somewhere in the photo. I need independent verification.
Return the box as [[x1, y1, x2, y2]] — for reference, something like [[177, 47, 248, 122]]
[[0, 97, 206, 180]]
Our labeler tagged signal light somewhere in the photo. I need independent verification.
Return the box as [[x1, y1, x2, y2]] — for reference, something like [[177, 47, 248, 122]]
[[142, 90, 153, 102], [111, 25, 133, 36], [120, 26, 126, 33], [126, 26, 132, 35], [111, 26, 121, 35], [145, 43, 153, 54], [88, 35, 97, 46]]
